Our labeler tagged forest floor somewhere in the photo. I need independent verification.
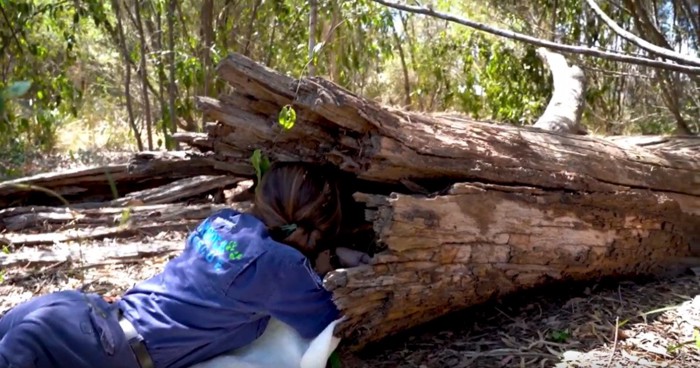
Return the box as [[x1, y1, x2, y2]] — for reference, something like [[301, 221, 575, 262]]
[[2, 152, 700, 368]]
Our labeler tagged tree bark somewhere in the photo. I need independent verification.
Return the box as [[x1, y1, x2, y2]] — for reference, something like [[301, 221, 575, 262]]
[[186, 53, 700, 349], [112, 0, 143, 151], [329, 183, 698, 348], [0, 203, 232, 232], [133, 0, 154, 150], [0, 238, 185, 270], [533, 48, 588, 135], [0, 151, 225, 207], [308, 0, 318, 76], [192, 53, 699, 197]]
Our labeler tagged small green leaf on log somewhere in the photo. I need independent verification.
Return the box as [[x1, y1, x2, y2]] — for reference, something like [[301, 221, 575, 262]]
[[278, 105, 296, 130]]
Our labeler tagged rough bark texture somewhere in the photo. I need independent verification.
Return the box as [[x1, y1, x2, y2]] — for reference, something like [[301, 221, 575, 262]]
[[0, 151, 224, 207], [184, 53, 700, 349], [187, 54, 699, 198], [533, 47, 588, 135], [0, 203, 233, 232], [328, 183, 698, 348], [0, 202, 253, 247]]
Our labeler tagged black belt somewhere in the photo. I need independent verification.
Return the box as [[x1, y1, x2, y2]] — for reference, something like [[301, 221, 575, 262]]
[[117, 311, 155, 368]]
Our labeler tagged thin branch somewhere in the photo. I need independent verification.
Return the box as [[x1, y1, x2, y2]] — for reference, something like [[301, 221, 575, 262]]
[[583, 0, 700, 67], [369, 0, 700, 75], [0, 4, 23, 54]]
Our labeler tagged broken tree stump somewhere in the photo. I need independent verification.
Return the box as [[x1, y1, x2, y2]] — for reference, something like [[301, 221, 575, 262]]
[[189, 53, 699, 349]]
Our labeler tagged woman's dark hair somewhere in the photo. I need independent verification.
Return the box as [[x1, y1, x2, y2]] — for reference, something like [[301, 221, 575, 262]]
[[250, 161, 343, 259]]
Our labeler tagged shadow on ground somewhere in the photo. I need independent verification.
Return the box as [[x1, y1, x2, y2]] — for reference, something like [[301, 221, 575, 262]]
[[341, 273, 700, 367]]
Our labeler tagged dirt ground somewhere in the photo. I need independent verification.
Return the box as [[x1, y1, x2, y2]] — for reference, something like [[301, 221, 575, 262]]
[[2, 153, 700, 367], [3, 230, 700, 368]]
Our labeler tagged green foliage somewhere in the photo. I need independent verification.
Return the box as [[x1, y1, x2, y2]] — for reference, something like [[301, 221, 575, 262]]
[[250, 149, 271, 184], [2, 0, 696, 164], [278, 105, 297, 130], [328, 351, 342, 368], [550, 329, 571, 343]]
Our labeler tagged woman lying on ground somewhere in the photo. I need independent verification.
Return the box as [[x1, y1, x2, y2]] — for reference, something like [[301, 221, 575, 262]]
[[0, 162, 370, 368]]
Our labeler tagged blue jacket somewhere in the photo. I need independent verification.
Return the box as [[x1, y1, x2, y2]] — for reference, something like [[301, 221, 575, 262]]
[[117, 209, 341, 368]]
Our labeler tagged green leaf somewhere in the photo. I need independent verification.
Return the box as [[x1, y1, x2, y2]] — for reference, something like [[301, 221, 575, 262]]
[[250, 149, 271, 183], [119, 208, 131, 226], [550, 330, 570, 342], [2, 245, 9, 254], [329, 351, 342, 368], [3, 81, 32, 99], [278, 105, 296, 130]]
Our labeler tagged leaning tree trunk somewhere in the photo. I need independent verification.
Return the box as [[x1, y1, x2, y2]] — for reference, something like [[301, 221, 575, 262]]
[[178, 53, 700, 349]]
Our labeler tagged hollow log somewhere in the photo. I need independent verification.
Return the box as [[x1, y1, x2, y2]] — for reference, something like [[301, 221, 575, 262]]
[[194, 53, 700, 349]]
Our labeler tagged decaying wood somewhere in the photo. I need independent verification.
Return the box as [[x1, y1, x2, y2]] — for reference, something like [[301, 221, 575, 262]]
[[1, 202, 253, 247], [606, 135, 700, 153], [108, 175, 241, 206], [533, 47, 588, 135], [0, 151, 224, 207], [189, 53, 700, 349], [0, 239, 184, 269], [194, 53, 699, 200], [2, 221, 201, 247], [0, 203, 243, 232], [327, 183, 699, 348]]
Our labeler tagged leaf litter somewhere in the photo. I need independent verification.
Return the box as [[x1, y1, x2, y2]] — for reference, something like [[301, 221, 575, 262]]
[[2, 152, 699, 367]]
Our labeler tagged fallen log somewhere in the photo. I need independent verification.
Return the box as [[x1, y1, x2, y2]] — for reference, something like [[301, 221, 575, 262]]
[[187, 53, 700, 350], [108, 175, 241, 207], [193, 53, 699, 198], [0, 203, 242, 232], [327, 183, 699, 347], [0, 202, 252, 247], [2, 221, 201, 247], [0, 151, 224, 207], [0, 238, 184, 269]]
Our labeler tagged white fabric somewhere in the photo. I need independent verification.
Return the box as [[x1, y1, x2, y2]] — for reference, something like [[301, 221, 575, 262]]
[[189, 317, 343, 368]]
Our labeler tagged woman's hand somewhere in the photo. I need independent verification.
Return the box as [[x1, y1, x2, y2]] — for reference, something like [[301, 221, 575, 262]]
[[335, 247, 371, 268]]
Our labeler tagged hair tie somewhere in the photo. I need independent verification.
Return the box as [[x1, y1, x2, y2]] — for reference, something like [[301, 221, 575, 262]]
[[279, 223, 298, 237]]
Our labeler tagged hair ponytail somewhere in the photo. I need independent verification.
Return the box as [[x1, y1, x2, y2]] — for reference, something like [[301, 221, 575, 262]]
[[251, 162, 343, 259]]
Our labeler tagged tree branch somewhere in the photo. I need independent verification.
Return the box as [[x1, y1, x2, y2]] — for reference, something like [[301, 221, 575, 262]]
[[583, 0, 700, 67], [369, 0, 700, 75]]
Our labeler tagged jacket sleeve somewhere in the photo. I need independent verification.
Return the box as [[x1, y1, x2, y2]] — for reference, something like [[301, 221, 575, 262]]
[[228, 253, 341, 339]]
